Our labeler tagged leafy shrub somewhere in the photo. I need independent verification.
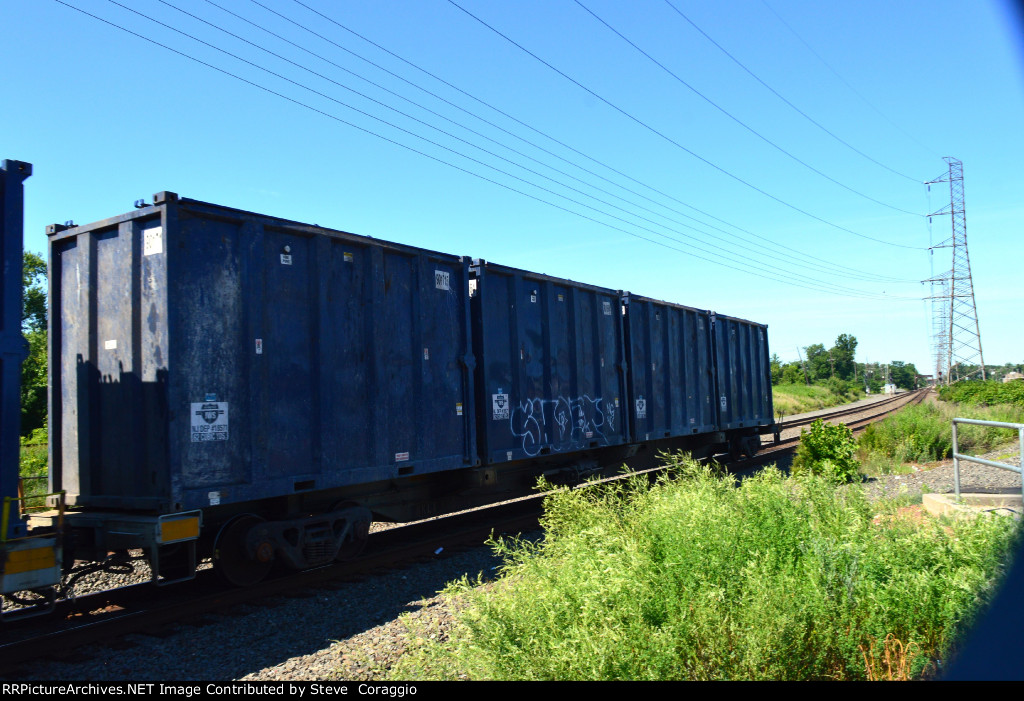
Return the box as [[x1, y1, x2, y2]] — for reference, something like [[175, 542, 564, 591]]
[[792, 419, 859, 483], [825, 377, 855, 400]]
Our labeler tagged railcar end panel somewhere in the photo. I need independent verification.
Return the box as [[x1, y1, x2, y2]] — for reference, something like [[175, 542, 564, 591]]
[[711, 314, 773, 430]]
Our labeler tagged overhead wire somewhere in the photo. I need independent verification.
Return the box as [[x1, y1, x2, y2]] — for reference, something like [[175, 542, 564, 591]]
[[446, 0, 927, 251], [186, 0, 914, 285], [759, 0, 942, 160], [181, 0, 890, 285], [125, 0, 891, 294], [661, 0, 922, 184], [108, 0, 902, 298], [52, 0, 921, 299], [282, 0, 917, 282], [573, 0, 922, 215]]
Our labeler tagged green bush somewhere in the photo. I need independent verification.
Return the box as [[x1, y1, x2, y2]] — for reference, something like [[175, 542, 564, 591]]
[[825, 377, 855, 401], [391, 457, 1020, 680], [938, 380, 1024, 408], [792, 419, 859, 483]]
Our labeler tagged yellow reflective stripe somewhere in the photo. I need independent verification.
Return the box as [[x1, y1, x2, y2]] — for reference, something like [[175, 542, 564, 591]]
[[160, 517, 200, 543], [4, 546, 57, 574]]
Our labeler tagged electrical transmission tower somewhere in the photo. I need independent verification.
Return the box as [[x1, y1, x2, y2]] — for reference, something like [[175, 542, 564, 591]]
[[924, 157, 985, 385]]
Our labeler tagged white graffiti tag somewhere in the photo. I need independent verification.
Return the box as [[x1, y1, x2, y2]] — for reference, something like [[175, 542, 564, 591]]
[[509, 395, 611, 457]]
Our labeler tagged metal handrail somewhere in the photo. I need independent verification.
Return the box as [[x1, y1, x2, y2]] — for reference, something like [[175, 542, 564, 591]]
[[952, 418, 1024, 501]]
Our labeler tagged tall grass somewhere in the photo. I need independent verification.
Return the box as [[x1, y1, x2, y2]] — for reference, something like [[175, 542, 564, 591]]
[[391, 456, 1019, 680], [773, 382, 864, 416], [859, 401, 1024, 466]]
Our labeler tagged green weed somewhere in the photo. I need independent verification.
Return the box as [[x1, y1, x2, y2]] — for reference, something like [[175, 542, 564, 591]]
[[19, 425, 48, 499], [858, 402, 1024, 465], [390, 456, 1019, 681]]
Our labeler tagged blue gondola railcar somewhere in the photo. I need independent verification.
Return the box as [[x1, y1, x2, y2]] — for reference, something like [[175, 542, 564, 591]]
[[45, 193, 477, 585]]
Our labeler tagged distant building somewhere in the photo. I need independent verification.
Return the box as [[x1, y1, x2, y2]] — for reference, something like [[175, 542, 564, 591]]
[[1003, 371, 1024, 383], [883, 383, 897, 394]]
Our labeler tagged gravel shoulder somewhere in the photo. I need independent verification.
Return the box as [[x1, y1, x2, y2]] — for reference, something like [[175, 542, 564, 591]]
[[11, 544, 509, 681]]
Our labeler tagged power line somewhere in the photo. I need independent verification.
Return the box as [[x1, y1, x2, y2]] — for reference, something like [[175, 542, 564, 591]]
[[53, 0, 920, 300], [446, 0, 926, 251], [196, 0, 915, 285], [282, 0, 917, 281], [662, 0, 922, 183], [759, 0, 942, 160], [120, 0, 901, 294], [181, 0, 891, 285], [574, 0, 922, 215]]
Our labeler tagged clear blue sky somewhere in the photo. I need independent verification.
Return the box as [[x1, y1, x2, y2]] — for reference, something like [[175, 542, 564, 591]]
[[6, 0, 1023, 374]]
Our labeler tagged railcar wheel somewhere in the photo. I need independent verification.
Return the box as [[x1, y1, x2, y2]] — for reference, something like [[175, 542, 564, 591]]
[[332, 502, 372, 562], [213, 514, 272, 587]]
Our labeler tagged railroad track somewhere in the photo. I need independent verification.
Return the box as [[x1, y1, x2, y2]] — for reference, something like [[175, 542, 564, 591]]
[[744, 389, 929, 466], [775, 391, 919, 433], [0, 390, 930, 673]]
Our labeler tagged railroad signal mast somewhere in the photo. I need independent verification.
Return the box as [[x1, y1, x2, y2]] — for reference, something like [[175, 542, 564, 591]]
[[924, 157, 985, 385]]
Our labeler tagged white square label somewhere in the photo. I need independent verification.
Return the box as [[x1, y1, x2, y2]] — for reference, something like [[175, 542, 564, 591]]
[[434, 270, 450, 290], [492, 393, 509, 420], [191, 401, 229, 442], [144, 226, 163, 256]]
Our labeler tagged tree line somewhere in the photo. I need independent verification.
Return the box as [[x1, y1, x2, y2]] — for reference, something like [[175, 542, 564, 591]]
[[769, 333, 921, 392]]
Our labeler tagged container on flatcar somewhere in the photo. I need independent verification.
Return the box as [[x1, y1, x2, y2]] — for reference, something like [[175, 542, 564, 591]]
[[470, 261, 629, 465], [710, 313, 773, 431], [622, 294, 716, 442], [47, 193, 478, 517]]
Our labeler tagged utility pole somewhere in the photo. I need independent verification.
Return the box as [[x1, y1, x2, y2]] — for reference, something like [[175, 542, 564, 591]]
[[797, 346, 810, 385], [924, 157, 986, 384], [828, 350, 835, 379]]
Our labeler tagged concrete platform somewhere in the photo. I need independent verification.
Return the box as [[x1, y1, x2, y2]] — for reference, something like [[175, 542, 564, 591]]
[[922, 492, 1022, 520]]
